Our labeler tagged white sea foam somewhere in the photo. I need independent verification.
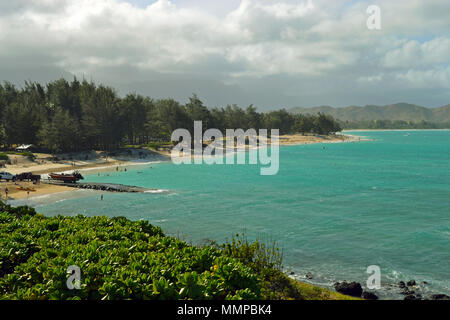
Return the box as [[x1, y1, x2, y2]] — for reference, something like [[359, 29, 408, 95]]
[[144, 189, 169, 194]]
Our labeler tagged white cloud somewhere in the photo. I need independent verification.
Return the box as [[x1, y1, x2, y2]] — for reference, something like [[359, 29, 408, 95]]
[[0, 0, 449, 108], [395, 67, 450, 89], [383, 38, 450, 69]]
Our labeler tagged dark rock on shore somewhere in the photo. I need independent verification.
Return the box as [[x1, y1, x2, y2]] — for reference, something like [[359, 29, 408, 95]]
[[362, 291, 378, 300], [305, 272, 313, 280], [404, 294, 421, 300], [407, 280, 416, 286], [430, 294, 450, 300], [398, 281, 450, 301], [334, 281, 363, 297], [401, 287, 415, 295]]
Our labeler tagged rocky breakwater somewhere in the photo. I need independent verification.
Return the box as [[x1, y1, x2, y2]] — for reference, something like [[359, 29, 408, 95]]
[[44, 181, 159, 193]]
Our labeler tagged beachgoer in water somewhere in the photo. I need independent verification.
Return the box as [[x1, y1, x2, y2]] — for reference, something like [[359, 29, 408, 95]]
[[100, 194, 104, 201]]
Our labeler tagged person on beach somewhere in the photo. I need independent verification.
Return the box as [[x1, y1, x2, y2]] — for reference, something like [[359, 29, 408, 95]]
[[100, 194, 103, 201], [5, 187, 8, 199]]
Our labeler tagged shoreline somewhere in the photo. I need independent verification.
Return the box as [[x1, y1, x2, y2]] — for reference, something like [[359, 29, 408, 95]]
[[2, 160, 162, 201], [343, 128, 450, 132], [2, 148, 169, 200], [2, 133, 358, 201], [277, 133, 360, 145], [1, 182, 76, 201]]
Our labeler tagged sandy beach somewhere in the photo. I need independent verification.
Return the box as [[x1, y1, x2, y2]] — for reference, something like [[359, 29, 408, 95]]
[[278, 133, 359, 145], [2, 149, 168, 200], [1, 181, 74, 201], [4, 149, 168, 175]]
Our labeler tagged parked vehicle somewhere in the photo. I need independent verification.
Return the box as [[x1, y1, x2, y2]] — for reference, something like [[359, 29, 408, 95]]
[[15, 172, 41, 182], [0, 172, 16, 182]]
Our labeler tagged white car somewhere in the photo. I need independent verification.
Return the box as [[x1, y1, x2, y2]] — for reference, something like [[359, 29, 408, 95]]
[[0, 172, 15, 181]]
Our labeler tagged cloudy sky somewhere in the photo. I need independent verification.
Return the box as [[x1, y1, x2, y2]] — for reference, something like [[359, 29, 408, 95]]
[[0, 0, 449, 110]]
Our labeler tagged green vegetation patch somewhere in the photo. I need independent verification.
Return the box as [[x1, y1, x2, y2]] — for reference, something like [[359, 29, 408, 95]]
[[0, 153, 9, 161], [18, 151, 35, 160], [0, 202, 259, 300], [146, 141, 174, 150]]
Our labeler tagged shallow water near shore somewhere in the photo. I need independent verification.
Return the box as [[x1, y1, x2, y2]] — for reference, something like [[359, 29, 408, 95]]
[[17, 130, 450, 299]]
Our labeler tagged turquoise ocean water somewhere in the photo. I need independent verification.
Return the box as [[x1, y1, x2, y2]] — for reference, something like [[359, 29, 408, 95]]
[[14, 130, 450, 299]]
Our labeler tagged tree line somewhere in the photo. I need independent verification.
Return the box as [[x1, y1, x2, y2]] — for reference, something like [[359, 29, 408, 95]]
[[0, 78, 342, 153]]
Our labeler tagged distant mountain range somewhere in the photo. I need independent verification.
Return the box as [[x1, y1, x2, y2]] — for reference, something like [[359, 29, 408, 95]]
[[290, 103, 450, 123]]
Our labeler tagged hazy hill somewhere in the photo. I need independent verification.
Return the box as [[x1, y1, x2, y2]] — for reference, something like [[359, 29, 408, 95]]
[[290, 103, 450, 123]]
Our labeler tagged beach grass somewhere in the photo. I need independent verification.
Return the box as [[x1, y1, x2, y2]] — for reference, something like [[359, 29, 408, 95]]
[[290, 280, 361, 300]]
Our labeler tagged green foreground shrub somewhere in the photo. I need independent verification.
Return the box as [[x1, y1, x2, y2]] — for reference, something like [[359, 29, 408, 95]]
[[0, 203, 262, 300]]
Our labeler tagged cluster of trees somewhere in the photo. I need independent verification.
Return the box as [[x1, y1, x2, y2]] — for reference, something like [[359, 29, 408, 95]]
[[340, 119, 450, 130], [0, 78, 341, 153]]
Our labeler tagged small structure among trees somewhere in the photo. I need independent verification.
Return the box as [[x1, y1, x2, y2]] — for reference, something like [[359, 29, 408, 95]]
[[16, 144, 38, 152]]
